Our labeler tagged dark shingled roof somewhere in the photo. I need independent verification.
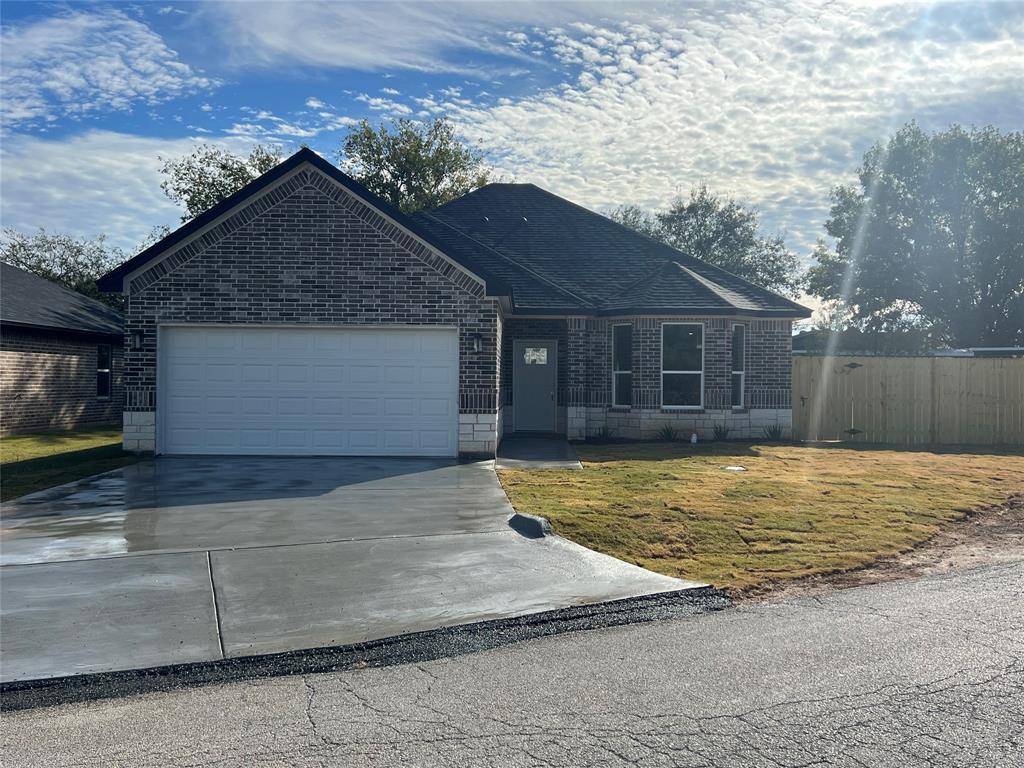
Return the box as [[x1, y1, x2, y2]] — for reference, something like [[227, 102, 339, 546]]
[[98, 149, 808, 318], [415, 183, 810, 317], [1, 263, 123, 336]]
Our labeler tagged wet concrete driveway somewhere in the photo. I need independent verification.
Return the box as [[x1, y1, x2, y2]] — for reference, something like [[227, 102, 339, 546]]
[[1, 457, 695, 682]]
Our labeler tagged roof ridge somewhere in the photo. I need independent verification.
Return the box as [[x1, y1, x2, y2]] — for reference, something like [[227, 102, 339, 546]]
[[601, 258, 673, 302], [414, 211, 595, 308], [674, 263, 757, 309]]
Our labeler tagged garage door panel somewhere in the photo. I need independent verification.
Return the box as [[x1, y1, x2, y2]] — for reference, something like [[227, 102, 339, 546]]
[[160, 327, 458, 457], [169, 363, 202, 384], [312, 397, 344, 415], [276, 397, 309, 416], [348, 430, 380, 450], [277, 365, 310, 384], [205, 396, 237, 415], [420, 398, 453, 417], [314, 365, 344, 384], [349, 398, 379, 417], [239, 429, 273, 449], [350, 366, 380, 385], [420, 365, 454, 386], [384, 365, 415, 385], [242, 365, 273, 383]]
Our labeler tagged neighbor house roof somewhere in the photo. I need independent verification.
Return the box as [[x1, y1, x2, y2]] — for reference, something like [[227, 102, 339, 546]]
[[1, 263, 123, 337], [415, 183, 811, 317], [98, 148, 808, 318]]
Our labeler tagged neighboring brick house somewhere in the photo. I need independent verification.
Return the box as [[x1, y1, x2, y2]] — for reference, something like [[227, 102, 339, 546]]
[[98, 148, 809, 458], [1, 263, 124, 434]]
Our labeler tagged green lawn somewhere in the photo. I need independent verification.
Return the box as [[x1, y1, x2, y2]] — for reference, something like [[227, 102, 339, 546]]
[[498, 442, 1024, 592], [1, 426, 139, 501]]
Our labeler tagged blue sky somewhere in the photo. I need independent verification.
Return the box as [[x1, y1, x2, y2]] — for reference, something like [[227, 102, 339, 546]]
[[2, 0, 1022, 269]]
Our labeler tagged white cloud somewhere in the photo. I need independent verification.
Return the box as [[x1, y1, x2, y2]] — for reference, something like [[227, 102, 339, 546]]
[[437, 1, 1024, 255], [0, 131, 255, 251], [222, 107, 357, 142], [0, 8, 217, 128], [356, 95, 413, 115], [202, 1, 633, 73], [305, 97, 327, 109]]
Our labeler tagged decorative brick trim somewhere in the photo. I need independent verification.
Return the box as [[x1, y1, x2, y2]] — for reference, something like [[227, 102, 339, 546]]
[[460, 388, 497, 414]]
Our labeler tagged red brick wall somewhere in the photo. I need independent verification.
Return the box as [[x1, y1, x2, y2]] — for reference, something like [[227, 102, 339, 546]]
[[563, 315, 792, 410], [124, 167, 501, 419], [0, 326, 124, 434]]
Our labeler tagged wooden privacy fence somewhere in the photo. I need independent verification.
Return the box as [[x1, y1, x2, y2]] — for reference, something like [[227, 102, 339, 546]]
[[792, 355, 1024, 446]]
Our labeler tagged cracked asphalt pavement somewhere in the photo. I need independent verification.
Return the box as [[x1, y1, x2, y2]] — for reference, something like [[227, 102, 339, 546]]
[[3, 561, 1022, 767]]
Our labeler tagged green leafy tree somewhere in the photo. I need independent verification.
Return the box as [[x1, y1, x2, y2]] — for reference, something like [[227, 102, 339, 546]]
[[807, 123, 1024, 346], [607, 205, 660, 238], [338, 118, 492, 213], [609, 186, 804, 296], [1, 228, 125, 309], [159, 144, 283, 221]]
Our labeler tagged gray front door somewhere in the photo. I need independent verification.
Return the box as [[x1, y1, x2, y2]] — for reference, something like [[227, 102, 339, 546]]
[[513, 339, 557, 432]]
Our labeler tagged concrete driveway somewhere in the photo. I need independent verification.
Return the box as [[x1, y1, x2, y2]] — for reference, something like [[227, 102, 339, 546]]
[[4, 560, 1020, 766], [0, 457, 695, 682]]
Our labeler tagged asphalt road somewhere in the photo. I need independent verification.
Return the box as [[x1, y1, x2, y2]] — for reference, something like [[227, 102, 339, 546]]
[[3, 561, 1022, 767]]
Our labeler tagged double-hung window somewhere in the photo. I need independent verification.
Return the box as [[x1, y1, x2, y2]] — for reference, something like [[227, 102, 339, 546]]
[[96, 344, 112, 398], [611, 324, 632, 407], [731, 324, 746, 408], [661, 323, 703, 408]]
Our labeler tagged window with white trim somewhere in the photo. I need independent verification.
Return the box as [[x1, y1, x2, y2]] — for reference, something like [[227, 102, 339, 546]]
[[731, 324, 745, 408], [661, 323, 703, 408], [611, 324, 632, 407], [96, 344, 112, 398]]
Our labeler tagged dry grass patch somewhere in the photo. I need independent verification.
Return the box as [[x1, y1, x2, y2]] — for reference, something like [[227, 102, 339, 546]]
[[497, 442, 1024, 591]]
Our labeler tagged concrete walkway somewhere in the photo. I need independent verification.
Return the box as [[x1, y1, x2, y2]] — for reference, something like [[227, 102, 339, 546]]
[[495, 435, 583, 470], [1, 457, 696, 682]]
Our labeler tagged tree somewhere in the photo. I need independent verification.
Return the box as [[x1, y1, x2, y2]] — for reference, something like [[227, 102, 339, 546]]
[[807, 123, 1024, 347], [159, 144, 283, 221], [1, 228, 124, 309], [607, 205, 660, 238], [608, 185, 804, 296], [337, 118, 491, 213]]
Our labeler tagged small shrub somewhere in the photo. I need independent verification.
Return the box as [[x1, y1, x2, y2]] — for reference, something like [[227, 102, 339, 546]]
[[762, 424, 784, 441], [655, 424, 679, 442], [713, 423, 730, 441]]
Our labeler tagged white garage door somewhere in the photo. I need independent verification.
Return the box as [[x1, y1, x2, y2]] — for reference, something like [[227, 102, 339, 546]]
[[159, 326, 459, 457]]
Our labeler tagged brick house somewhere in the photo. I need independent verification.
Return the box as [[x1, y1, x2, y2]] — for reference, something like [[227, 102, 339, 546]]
[[1, 263, 124, 434], [98, 148, 809, 458]]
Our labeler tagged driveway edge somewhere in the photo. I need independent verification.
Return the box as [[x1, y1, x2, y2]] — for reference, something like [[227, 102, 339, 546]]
[[0, 586, 729, 712]]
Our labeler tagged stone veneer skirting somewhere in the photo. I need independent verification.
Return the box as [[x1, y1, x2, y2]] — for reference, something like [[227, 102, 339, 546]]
[[568, 406, 793, 441], [459, 412, 498, 457]]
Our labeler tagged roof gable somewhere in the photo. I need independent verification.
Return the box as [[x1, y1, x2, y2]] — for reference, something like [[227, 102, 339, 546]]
[[98, 148, 505, 296], [1, 263, 122, 336]]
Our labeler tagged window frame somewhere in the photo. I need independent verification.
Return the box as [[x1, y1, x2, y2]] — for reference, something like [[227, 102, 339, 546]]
[[96, 343, 112, 400], [611, 322, 633, 408], [660, 322, 704, 410], [731, 323, 746, 409]]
